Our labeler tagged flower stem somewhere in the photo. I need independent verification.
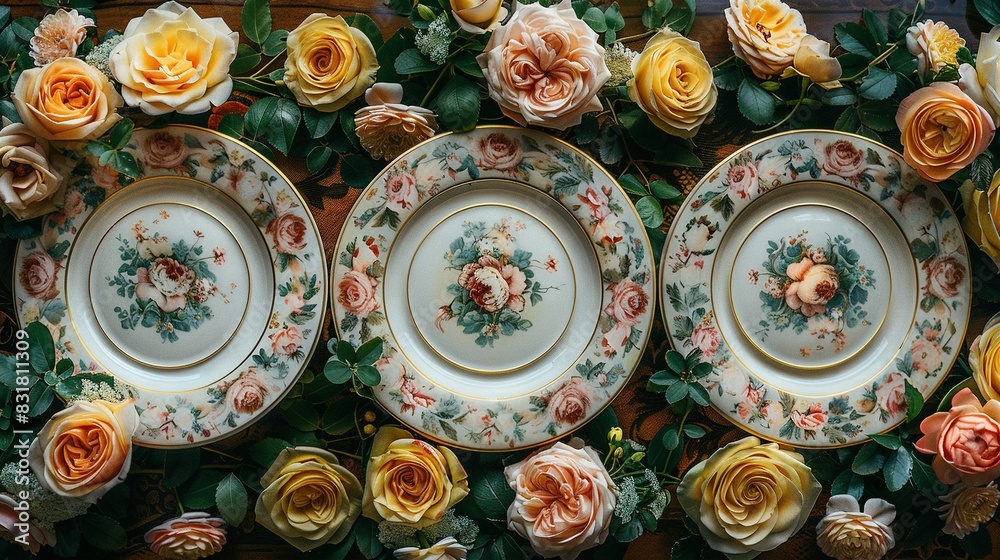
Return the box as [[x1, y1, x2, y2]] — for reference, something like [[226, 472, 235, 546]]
[[612, 29, 657, 45], [416, 530, 431, 549], [173, 487, 185, 515], [204, 446, 242, 462], [754, 77, 811, 134], [420, 63, 453, 108], [840, 44, 899, 82]]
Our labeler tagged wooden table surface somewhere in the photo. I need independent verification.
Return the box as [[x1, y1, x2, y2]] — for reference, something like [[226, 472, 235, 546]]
[[5, 1, 996, 559]]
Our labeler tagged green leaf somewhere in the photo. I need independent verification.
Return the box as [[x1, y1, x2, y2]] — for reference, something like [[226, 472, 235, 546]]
[[904, 379, 924, 423], [79, 513, 127, 551], [662, 428, 680, 450], [868, 432, 902, 449], [218, 113, 244, 138], [109, 118, 134, 150], [356, 338, 383, 366], [355, 365, 381, 387], [345, 14, 384, 50], [28, 383, 54, 416], [822, 87, 858, 106], [303, 108, 338, 139], [910, 455, 938, 492], [216, 473, 249, 526], [835, 22, 878, 59], [322, 404, 357, 435], [858, 67, 897, 100], [340, 154, 375, 188], [737, 79, 776, 125], [582, 7, 607, 33], [306, 145, 333, 174], [831, 469, 864, 500], [10, 17, 39, 42], [0, 6, 9, 29], [682, 424, 706, 438], [241, 0, 272, 45], [247, 97, 301, 156], [279, 400, 320, 431], [454, 51, 484, 78], [180, 470, 226, 509], [851, 443, 886, 475], [664, 381, 689, 404], [26, 321, 55, 373], [635, 196, 664, 228], [354, 517, 384, 559], [470, 469, 515, 521], [883, 447, 914, 492], [248, 437, 291, 468], [976, 0, 1000, 26], [937, 377, 982, 411], [971, 153, 995, 191], [857, 100, 898, 131], [962, 526, 994, 558], [618, 174, 648, 196], [713, 60, 745, 91], [261, 29, 289, 57], [862, 9, 888, 47], [436, 74, 480, 132], [651, 180, 684, 205], [325, 360, 354, 384], [336, 340, 356, 362], [395, 48, 439, 74], [230, 43, 262, 75], [162, 448, 201, 488]]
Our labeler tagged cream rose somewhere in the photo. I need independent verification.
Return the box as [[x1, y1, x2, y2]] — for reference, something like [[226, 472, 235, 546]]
[[959, 173, 1000, 268], [28, 399, 139, 503], [13, 57, 122, 142], [628, 28, 717, 139], [971, 322, 1000, 401], [477, 0, 610, 130], [726, 0, 807, 79], [144, 512, 227, 559], [355, 83, 438, 161], [109, 1, 238, 115], [896, 82, 995, 182], [960, 25, 1000, 124], [505, 440, 616, 560], [0, 123, 72, 221], [938, 481, 1000, 538], [677, 436, 822, 559], [362, 427, 469, 527], [816, 495, 896, 560], [255, 447, 362, 551], [30, 9, 94, 65], [284, 14, 379, 112], [791, 34, 842, 84], [907, 20, 965, 76], [450, 0, 506, 34]]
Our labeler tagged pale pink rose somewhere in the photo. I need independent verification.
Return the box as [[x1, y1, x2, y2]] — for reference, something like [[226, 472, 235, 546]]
[[136, 258, 193, 313], [225, 368, 269, 415], [875, 372, 907, 416], [911, 332, 944, 374], [384, 172, 419, 213], [691, 324, 720, 358], [144, 512, 227, 560], [600, 323, 630, 356], [62, 190, 84, 217], [763, 400, 784, 420], [744, 384, 765, 406], [737, 402, 754, 419], [592, 216, 624, 246], [505, 441, 617, 560], [476, 0, 610, 130], [267, 213, 308, 255], [501, 264, 526, 312], [577, 187, 611, 220], [727, 162, 757, 199], [351, 236, 381, 272], [475, 133, 522, 172], [548, 378, 591, 425], [139, 131, 188, 170], [719, 366, 748, 396], [337, 269, 379, 318], [821, 140, 866, 180], [283, 290, 305, 313], [91, 160, 120, 190], [269, 326, 302, 357], [791, 402, 827, 430], [19, 251, 60, 300], [916, 388, 1000, 486], [398, 372, 435, 415], [604, 279, 648, 328], [922, 254, 966, 299]]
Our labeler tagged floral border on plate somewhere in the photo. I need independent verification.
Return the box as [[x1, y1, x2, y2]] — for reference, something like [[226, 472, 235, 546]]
[[660, 130, 971, 447], [331, 126, 655, 450], [13, 125, 326, 447]]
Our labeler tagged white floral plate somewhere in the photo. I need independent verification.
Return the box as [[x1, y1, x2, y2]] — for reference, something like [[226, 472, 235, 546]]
[[332, 126, 655, 450], [14, 125, 326, 447], [661, 130, 970, 447]]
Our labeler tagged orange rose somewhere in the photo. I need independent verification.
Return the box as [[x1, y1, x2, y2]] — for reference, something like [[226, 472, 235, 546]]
[[896, 82, 995, 182], [144, 512, 227, 559], [28, 399, 139, 503]]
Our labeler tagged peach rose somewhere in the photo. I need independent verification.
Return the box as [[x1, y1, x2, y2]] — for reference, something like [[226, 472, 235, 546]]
[[959, 172, 1000, 268], [896, 82, 995, 182], [19, 251, 60, 301], [474, 133, 522, 173], [922, 253, 966, 299], [109, 1, 238, 115], [284, 14, 379, 112], [816, 495, 896, 560], [791, 402, 826, 430], [450, 0, 506, 34], [255, 447, 362, 551], [915, 388, 1000, 486], [225, 369, 269, 415], [821, 139, 866, 180], [604, 279, 648, 328], [140, 131, 188, 170], [362, 427, 469, 527], [91, 159, 120, 190], [0, 493, 57, 554], [0, 123, 72, 221], [907, 20, 965, 76], [791, 34, 842, 84], [628, 28, 717, 138], [548, 378, 591, 425], [677, 436, 822, 559], [476, 0, 610, 130], [726, 0, 807, 79], [29, 9, 93, 65], [785, 258, 839, 316], [972, 322, 1000, 401], [505, 440, 617, 560], [338, 269, 378, 318], [269, 325, 303, 357], [355, 83, 438, 161], [267, 213, 308, 254], [144, 512, 227, 559], [13, 57, 122, 143], [137, 258, 195, 313], [384, 170, 420, 213], [28, 399, 139, 503]]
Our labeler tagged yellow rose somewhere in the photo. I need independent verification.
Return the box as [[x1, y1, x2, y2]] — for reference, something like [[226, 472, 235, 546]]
[[13, 57, 122, 142], [725, 0, 807, 79], [254, 446, 362, 551], [627, 28, 717, 139], [108, 1, 238, 115], [907, 20, 965, 76], [960, 171, 1000, 268], [791, 34, 842, 85], [971, 321, 1000, 401], [450, 0, 506, 34], [0, 123, 73, 221], [27, 399, 139, 503], [677, 436, 822, 558], [895, 82, 995, 182], [362, 427, 469, 527], [284, 14, 379, 113], [960, 25, 1000, 124]]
